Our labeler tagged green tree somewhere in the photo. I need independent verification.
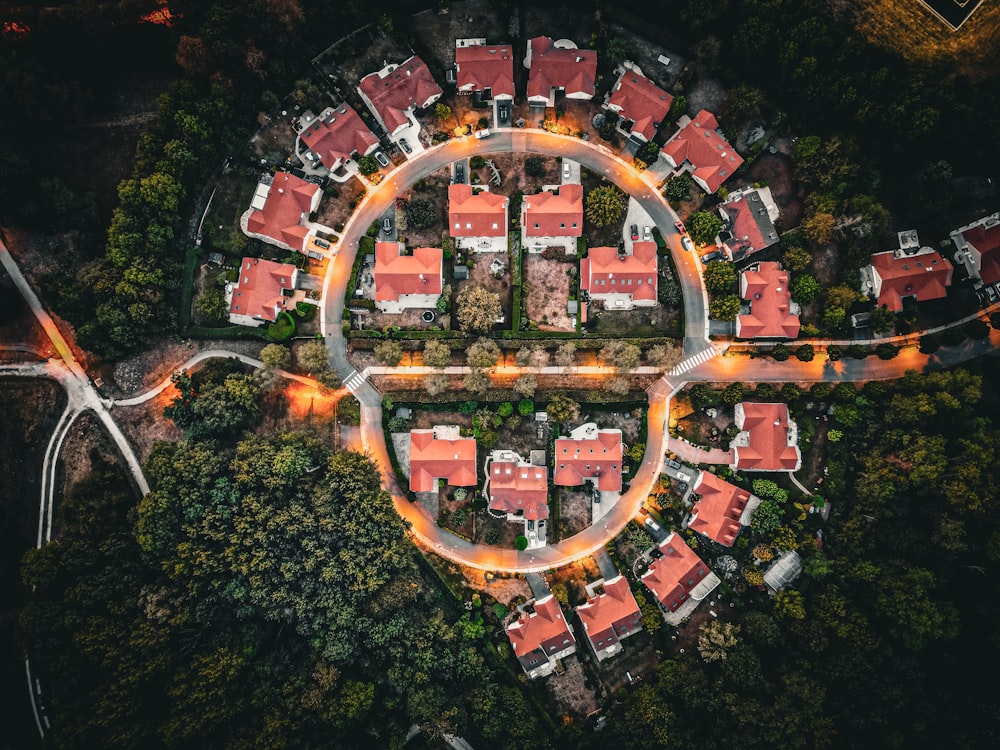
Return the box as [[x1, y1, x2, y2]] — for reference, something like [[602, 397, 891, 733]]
[[546, 395, 580, 425], [584, 185, 626, 227], [869, 305, 895, 334], [524, 156, 544, 177], [374, 340, 404, 366], [722, 381, 744, 405], [796, 344, 815, 362], [357, 154, 379, 176], [435, 103, 452, 122], [422, 340, 451, 368], [802, 211, 835, 245], [260, 343, 291, 370], [709, 294, 741, 321], [791, 274, 821, 304], [189, 374, 262, 438], [773, 589, 806, 620], [751, 498, 784, 535], [455, 286, 502, 333], [518, 399, 535, 417], [664, 173, 693, 202], [782, 245, 812, 272], [600, 340, 641, 370], [463, 369, 490, 394], [876, 343, 899, 360], [703, 260, 737, 295], [195, 288, 228, 321], [687, 210, 723, 244], [467, 337, 501, 370]]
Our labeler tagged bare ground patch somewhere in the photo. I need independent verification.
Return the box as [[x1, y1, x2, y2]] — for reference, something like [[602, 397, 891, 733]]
[[454, 251, 514, 323], [595, 631, 660, 693], [316, 180, 368, 232], [746, 152, 802, 229], [524, 254, 576, 331], [57, 411, 122, 500], [472, 152, 560, 195], [556, 487, 592, 541], [542, 655, 601, 720], [113, 392, 184, 464]]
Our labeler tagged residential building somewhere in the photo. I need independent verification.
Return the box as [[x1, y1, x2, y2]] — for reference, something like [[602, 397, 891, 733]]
[[581, 242, 658, 310], [227, 257, 298, 327], [243, 172, 321, 254], [641, 532, 720, 620], [299, 104, 379, 172], [718, 186, 780, 261], [448, 184, 509, 253], [373, 242, 443, 314], [575, 576, 643, 661], [736, 262, 801, 340], [731, 402, 802, 472], [662, 110, 744, 194], [522, 184, 583, 254], [687, 471, 760, 547], [455, 40, 515, 104], [861, 243, 953, 312], [506, 595, 577, 679], [524, 36, 597, 106], [604, 64, 673, 143], [484, 449, 549, 521], [408, 427, 477, 493], [952, 212, 1000, 291], [357, 55, 442, 137], [553, 423, 623, 493]]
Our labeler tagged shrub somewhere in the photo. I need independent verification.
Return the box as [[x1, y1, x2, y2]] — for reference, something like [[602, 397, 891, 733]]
[[771, 343, 790, 361], [524, 156, 544, 176], [470, 155, 485, 169], [514, 535, 528, 551], [722, 382, 744, 405], [497, 402, 514, 417], [826, 344, 842, 361], [266, 311, 296, 341], [518, 399, 535, 417], [847, 344, 869, 359], [781, 383, 801, 402], [664, 173, 693, 202], [755, 382, 777, 399], [295, 301, 317, 320], [790, 274, 821, 304], [795, 344, 815, 362], [875, 343, 899, 360], [964, 319, 991, 340]]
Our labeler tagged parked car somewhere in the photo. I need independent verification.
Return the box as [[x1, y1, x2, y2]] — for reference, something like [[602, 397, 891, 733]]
[[678, 482, 689, 493], [700, 250, 722, 263], [313, 238, 330, 249], [630, 224, 639, 240], [643, 226, 652, 241], [676, 471, 692, 482], [563, 162, 571, 180], [382, 217, 393, 234], [474, 128, 491, 139], [644, 517, 661, 533], [682, 236, 695, 252], [398, 138, 412, 154], [667, 459, 681, 470], [373, 150, 390, 167], [674, 220, 687, 234], [454, 162, 465, 183], [498, 103, 510, 120]]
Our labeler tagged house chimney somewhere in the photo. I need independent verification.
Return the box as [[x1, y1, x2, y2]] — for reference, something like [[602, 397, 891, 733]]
[[419, 273, 427, 283]]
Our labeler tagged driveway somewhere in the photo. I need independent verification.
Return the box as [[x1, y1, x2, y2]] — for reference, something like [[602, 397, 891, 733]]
[[622, 198, 655, 250]]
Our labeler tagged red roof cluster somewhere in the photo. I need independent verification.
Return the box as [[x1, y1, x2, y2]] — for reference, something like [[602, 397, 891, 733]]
[[456, 44, 515, 99], [246, 172, 320, 251], [358, 56, 442, 134], [733, 402, 801, 471], [689, 472, 752, 547], [300, 104, 378, 169], [737, 262, 800, 340], [581, 243, 658, 303], [606, 70, 673, 142], [449, 184, 508, 237], [373, 243, 443, 302], [576, 576, 642, 653], [507, 595, 576, 671], [409, 430, 477, 493], [553, 428, 622, 492], [487, 458, 549, 520], [662, 110, 743, 193], [869, 250, 953, 312], [229, 257, 297, 323], [961, 220, 1000, 286], [526, 36, 597, 101], [641, 532, 711, 612], [523, 184, 583, 237]]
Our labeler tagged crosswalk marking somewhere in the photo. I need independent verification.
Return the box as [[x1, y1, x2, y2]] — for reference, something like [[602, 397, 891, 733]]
[[668, 347, 720, 377], [342, 370, 365, 393]]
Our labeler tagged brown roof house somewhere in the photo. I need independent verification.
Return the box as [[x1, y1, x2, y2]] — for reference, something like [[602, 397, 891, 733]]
[[373, 242, 443, 314], [603, 64, 673, 144], [731, 402, 802, 472], [686, 471, 761, 547], [242, 172, 321, 254], [861, 231, 953, 312], [641, 532, 720, 625], [227, 257, 298, 327], [484, 449, 549, 548], [506, 594, 577, 679], [718, 186, 780, 261], [581, 242, 658, 310], [662, 110, 743, 194], [448, 184, 509, 253], [522, 184, 583, 255], [524, 36, 597, 106], [736, 262, 801, 340], [575, 575, 643, 661], [952, 213, 1000, 293], [408, 427, 477, 494], [357, 55, 442, 138]]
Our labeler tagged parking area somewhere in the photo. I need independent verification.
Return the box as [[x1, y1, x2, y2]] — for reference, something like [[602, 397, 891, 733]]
[[622, 198, 656, 250]]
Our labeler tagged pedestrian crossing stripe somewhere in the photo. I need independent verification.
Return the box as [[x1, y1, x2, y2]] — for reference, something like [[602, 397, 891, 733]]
[[668, 347, 720, 377], [343, 370, 365, 392]]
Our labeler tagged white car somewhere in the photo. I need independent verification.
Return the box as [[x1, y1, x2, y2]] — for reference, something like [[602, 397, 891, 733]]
[[643, 226, 652, 241], [474, 129, 491, 139], [643, 517, 661, 533], [563, 162, 571, 180], [682, 236, 695, 252]]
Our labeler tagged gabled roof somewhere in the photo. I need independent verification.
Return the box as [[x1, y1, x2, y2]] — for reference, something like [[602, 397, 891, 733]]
[[641, 532, 711, 611], [488, 457, 549, 520], [523, 184, 583, 237], [720, 188, 780, 260], [507, 595, 576, 668], [737, 262, 800, 339], [960, 218, 1000, 285], [409, 429, 477, 492], [662, 110, 743, 193], [869, 249, 953, 312], [449, 184, 508, 238], [246, 172, 320, 251], [229, 257, 296, 322], [576, 576, 642, 650], [733, 402, 801, 471], [689, 472, 752, 547], [373, 243, 443, 302], [526, 36, 597, 100], [553, 427, 622, 492], [606, 69, 673, 142], [300, 104, 379, 168], [456, 44, 515, 98], [581, 243, 658, 302], [358, 55, 442, 133]]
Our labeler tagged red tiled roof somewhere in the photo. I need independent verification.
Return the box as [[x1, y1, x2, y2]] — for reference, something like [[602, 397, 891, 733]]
[[488, 460, 549, 520], [409, 430, 477, 492], [229, 257, 296, 323], [507, 595, 576, 668], [606, 70, 673, 142], [523, 184, 583, 237], [373, 243, 443, 302], [734, 402, 801, 471], [662, 110, 743, 193], [527, 36, 597, 100], [576, 576, 642, 651], [689, 472, 751, 547], [641, 532, 711, 612], [358, 55, 442, 133], [456, 44, 515, 98], [737, 262, 800, 339], [300, 104, 378, 169], [246, 172, 320, 251], [449, 184, 508, 237], [962, 221, 1000, 286], [870, 250, 953, 312], [581, 243, 658, 303], [720, 189, 779, 259], [553, 429, 622, 492]]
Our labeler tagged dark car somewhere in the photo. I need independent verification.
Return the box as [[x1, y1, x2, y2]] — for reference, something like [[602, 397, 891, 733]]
[[630, 224, 638, 241], [382, 217, 393, 234], [399, 138, 412, 154], [701, 250, 723, 263], [454, 162, 465, 183], [498, 103, 510, 121]]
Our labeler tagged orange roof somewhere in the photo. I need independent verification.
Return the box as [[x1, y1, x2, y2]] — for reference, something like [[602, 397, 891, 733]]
[[373, 243, 443, 302], [553, 430, 622, 492], [456, 44, 515, 98], [449, 184, 508, 237], [523, 184, 583, 237], [737, 262, 800, 339], [606, 70, 673, 142], [734, 402, 801, 471], [409, 430, 477, 492], [507, 595, 576, 670], [576, 576, 642, 650], [246, 172, 320, 251], [229, 257, 296, 322], [662, 110, 743, 193], [962, 221, 1000, 286], [641, 532, 711, 612], [527, 37, 596, 100], [300, 104, 378, 169], [870, 250, 953, 312], [358, 55, 442, 133], [581, 243, 658, 303], [488, 460, 549, 520], [689, 472, 751, 547]]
